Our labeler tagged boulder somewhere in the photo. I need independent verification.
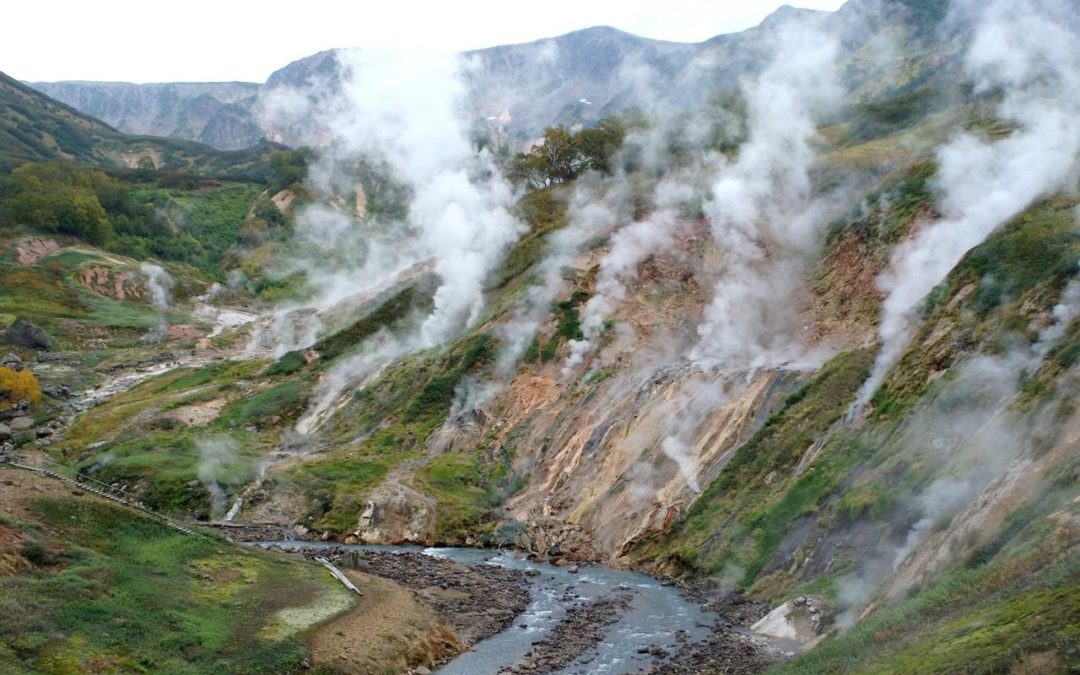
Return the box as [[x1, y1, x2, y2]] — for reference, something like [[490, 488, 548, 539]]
[[4, 319, 50, 350], [751, 594, 834, 645], [0, 423, 10, 440], [9, 417, 33, 432], [0, 400, 28, 422], [42, 385, 71, 399], [0, 353, 22, 369]]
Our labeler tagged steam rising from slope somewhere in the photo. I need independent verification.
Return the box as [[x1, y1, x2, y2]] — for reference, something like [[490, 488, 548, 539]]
[[318, 49, 525, 347], [453, 179, 626, 411], [262, 49, 526, 433], [500, 182, 620, 373], [139, 262, 173, 343], [691, 25, 841, 370], [558, 23, 844, 380], [196, 435, 239, 518], [854, 0, 1080, 410], [567, 180, 689, 375], [837, 285, 1079, 626]]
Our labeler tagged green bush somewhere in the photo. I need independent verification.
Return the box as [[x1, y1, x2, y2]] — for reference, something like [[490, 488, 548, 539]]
[[265, 350, 306, 376]]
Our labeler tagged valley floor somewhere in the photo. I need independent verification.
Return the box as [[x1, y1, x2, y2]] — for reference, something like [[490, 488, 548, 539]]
[[0, 465, 470, 674]]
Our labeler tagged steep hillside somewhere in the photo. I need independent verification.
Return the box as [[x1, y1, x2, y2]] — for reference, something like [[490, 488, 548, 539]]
[[3, 0, 1079, 672], [0, 72, 119, 169]]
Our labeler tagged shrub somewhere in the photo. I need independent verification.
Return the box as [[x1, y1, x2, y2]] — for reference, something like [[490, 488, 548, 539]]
[[20, 540, 52, 566], [0, 366, 41, 408]]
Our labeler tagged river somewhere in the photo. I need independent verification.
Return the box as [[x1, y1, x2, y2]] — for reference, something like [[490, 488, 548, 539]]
[[257, 541, 715, 674]]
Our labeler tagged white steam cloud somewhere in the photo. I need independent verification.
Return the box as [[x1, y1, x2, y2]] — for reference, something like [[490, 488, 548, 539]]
[[256, 48, 527, 433], [691, 25, 841, 370], [567, 187, 683, 375], [139, 262, 173, 343], [854, 0, 1080, 410], [838, 266, 1080, 625], [196, 435, 239, 518], [660, 436, 701, 493], [321, 49, 525, 348], [451, 180, 622, 413]]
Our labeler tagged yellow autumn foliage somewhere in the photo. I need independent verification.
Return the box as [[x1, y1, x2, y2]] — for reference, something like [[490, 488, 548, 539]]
[[0, 366, 41, 408]]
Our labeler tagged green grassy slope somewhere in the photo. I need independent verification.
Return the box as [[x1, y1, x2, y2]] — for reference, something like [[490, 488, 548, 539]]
[[0, 483, 351, 674]]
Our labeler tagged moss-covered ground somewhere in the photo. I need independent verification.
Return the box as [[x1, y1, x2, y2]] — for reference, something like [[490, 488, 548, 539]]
[[0, 489, 348, 674]]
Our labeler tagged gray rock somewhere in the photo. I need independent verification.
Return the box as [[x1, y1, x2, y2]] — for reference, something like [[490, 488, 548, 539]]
[[42, 385, 71, 399], [10, 417, 33, 431], [4, 319, 50, 350], [0, 423, 10, 440], [1, 353, 21, 369]]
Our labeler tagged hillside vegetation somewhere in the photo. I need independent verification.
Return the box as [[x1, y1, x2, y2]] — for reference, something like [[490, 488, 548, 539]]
[[1, 0, 1078, 672]]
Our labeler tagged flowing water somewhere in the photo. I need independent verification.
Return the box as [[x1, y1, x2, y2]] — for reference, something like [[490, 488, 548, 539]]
[[258, 542, 714, 674]]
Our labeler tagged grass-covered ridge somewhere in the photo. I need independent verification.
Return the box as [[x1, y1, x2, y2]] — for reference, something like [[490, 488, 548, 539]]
[[871, 194, 1080, 419], [774, 467, 1080, 674]]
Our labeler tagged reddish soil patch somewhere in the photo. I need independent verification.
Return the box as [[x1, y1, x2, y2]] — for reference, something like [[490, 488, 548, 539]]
[[166, 324, 205, 341], [14, 237, 60, 265], [0, 523, 31, 576], [0, 467, 85, 519]]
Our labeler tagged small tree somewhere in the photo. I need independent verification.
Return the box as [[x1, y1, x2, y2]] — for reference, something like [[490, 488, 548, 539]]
[[135, 156, 157, 181], [508, 118, 626, 191]]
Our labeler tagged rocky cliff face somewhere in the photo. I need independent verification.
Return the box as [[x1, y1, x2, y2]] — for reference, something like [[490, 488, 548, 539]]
[[30, 80, 263, 150]]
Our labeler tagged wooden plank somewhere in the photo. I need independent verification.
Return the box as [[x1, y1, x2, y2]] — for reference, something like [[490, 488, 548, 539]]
[[315, 556, 362, 595]]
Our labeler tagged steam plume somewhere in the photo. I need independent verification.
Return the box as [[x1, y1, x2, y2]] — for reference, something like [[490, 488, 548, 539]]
[[139, 262, 173, 343], [854, 0, 1080, 410], [196, 435, 239, 518], [691, 25, 841, 369], [257, 48, 528, 432]]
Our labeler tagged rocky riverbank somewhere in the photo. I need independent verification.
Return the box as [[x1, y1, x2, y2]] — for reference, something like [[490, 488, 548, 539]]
[[283, 546, 531, 648]]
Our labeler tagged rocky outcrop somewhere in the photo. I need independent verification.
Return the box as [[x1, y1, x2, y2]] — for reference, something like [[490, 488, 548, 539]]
[[4, 319, 50, 350], [356, 483, 436, 544], [495, 366, 800, 561], [13, 237, 60, 265], [751, 595, 833, 647]]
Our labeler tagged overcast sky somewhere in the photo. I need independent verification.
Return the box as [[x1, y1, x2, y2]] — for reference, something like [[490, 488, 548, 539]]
[[4, 0, 847, 83]]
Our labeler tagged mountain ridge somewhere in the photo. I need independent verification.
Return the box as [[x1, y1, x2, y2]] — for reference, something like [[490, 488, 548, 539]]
[[24, 1, 878, 149]]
